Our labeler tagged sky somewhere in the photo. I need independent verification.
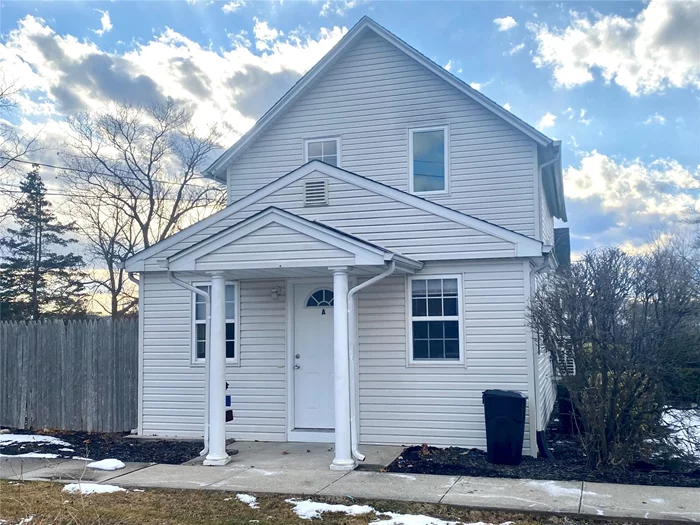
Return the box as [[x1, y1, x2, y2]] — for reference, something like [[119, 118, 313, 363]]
[[0, 0, 698, 256]]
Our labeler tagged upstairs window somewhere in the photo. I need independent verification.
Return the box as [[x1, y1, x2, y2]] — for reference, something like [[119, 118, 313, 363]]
[[305, 138, 340, 167], [409, 127, 448, 194], [409, 276, 463, 363], [193, 282, 238, 364]]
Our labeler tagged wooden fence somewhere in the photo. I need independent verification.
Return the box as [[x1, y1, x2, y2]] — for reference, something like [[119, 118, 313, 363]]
[[0, 318, 138, 432]]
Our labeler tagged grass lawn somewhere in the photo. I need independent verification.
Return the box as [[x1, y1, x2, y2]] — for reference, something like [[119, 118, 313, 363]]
[[0, 480, 646, 525]]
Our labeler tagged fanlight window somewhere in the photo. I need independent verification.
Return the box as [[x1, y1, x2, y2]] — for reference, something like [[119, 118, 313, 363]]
[[306, 289, 334, 307]]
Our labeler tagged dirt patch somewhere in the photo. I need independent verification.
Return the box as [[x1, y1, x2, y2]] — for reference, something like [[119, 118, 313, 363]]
[[386, 426, 700, 488], [0, 428, 202, 464]]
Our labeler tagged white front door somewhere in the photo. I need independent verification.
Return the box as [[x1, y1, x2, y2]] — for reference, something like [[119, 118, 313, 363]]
[[293, 282, 335, 430]]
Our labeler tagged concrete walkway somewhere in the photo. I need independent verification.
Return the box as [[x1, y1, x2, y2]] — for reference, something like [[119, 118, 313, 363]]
[[3, 443, 700, 522]]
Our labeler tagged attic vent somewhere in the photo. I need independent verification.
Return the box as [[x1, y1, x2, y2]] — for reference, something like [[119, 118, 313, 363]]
[[304, 180, 329, 207]]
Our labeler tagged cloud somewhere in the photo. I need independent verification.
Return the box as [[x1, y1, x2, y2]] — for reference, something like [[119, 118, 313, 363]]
[[503, 102, 512, 111], [0, 15, 347, 142], [494, 16, 518, 31], [643, 113, 666, 125], [320, 0, 358, 17], [507, 43, 525, 55], [537, 112, 556, 130], [443, 59, 452, 72], [529, 0, 700, 95], [469, 82, 481, 91], [93, 10, 112, 37], [565, 151, 700, 226], [222, 0, 245, 13]]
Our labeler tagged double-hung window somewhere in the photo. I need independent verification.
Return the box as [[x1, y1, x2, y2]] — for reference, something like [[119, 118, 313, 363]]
[[409, 127, 448, 194], [193, 282, 238, 364], [305, 137, 340, 167], [409, 276, 463, 363]]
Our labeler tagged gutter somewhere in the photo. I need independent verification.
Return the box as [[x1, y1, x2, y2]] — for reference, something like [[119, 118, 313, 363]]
[[167, 269, 212, 457], [347, 261, 397, 462]]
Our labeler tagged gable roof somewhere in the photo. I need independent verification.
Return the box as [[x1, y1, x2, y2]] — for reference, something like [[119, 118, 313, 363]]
[[125, 161, 544, 271], [166, 206, 422, 272], [203, 16, 560, 183]]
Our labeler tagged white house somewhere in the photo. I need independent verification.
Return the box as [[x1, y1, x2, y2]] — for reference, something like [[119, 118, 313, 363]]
[[125, 16, 567, 470]]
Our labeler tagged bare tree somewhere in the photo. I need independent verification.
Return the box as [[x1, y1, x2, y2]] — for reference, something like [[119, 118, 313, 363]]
[[529, 239, 700, 468], [0, 78, 42, 223], [62, 99, 225, 317]]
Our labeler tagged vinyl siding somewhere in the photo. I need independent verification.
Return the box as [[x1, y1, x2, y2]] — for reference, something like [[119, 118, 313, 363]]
[[533, 270, 556, 431], [226, 32, 537, 238], [141, 261, 534, 452], [539, 175, 555, 245], [194, 223, 354, 271], [357, 260, 532, 450], [142, 170, 517, 271], [536, 350, 556, 430], [141, 273, 287, 440]]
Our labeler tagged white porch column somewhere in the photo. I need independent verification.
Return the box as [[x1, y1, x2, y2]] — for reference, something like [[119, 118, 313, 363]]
[[204, 273, 231, 466], [330, 267, 355, 471]]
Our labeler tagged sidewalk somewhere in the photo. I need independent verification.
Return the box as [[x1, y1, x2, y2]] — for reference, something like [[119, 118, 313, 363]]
[[3, 451, 700, 522]]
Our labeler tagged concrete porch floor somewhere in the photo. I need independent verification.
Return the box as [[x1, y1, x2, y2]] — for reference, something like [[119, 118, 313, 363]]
[[185, 441, 404, 470]]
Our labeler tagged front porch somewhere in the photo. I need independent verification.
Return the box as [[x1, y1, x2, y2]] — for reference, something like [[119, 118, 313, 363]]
[[186, 441, 403, 471], [161, 207, 422, 470]]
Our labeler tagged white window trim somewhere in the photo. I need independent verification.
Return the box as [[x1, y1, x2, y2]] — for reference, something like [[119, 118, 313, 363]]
[[406, 274, 465, 367], [408, 126, 450, 196], [303, 136, 342, 168], [191, 280, 240, 366]]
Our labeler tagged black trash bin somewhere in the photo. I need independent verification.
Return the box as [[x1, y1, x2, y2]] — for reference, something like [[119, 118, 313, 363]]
[[482, 389, 527, 465]]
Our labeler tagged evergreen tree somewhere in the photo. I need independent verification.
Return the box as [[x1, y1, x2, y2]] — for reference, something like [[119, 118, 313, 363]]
[[0, 165, 87, 320]]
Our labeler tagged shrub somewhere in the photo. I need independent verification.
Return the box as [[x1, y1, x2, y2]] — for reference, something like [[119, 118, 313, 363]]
[[529, 241, 700, 469]]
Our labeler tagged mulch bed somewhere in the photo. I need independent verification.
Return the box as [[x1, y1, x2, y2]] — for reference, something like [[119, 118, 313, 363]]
[[385, 424, 700, 488], [1, 428, 203, 464]]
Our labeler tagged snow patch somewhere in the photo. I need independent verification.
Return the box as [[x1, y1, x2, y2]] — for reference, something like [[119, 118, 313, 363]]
[[236, 493, 259, 508], [72, 457, 93, 461], [285, 499, 373, 520], [0, 452, 59, 459], [373, 513, 473, 525], [285, 499, 495, 525], [87, 459, 126, 471], [58, 448, 74, 452], [0, 434, 71, 447], [649, 497, 665, 504], [663, 408, 700, 459], [63, 483, 126, 495]]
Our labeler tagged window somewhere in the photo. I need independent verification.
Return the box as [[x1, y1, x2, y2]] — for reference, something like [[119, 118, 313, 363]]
[[306, 289, 334, 307], [409, 127, 448, 194], [305, 138, 340, 167], [193, 282, 238, 364], [409, 276, 462, 363]]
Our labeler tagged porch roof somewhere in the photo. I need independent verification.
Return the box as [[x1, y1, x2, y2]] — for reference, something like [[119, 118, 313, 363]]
[[161, 207, 423, 275]]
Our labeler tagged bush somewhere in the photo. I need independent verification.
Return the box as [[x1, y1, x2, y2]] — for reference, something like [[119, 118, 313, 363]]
[[529, 242, 700, 469]]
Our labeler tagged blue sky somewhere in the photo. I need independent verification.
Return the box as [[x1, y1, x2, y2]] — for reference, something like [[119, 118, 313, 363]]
[[1, 0, 698, 255]]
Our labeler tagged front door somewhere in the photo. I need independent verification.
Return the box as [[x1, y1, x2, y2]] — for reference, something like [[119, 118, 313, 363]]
[[293, 282, 335, 430]]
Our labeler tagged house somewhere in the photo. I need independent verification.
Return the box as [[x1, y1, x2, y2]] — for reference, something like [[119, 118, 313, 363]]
[[124, 16, 566, 469]]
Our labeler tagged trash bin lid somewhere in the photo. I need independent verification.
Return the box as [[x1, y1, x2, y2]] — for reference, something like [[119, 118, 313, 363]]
[[482, 389, 527, 399]]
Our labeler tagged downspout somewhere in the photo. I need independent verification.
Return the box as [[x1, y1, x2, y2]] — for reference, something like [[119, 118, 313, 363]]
[[347, 261, 396, 462], [168, 270, 212, 457], [530, 252, 555, 459], [539, 148, 560, 178]]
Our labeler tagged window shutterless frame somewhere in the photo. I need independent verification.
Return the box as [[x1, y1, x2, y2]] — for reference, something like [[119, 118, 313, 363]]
[[406, 274, 465, 366], [408, 126, 449, 196], [191, 280, 240, 366], [303, 136, 342, 168]]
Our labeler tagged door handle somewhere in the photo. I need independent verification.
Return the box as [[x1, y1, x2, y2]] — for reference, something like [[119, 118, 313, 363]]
[[294, 364, 301, 369]]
